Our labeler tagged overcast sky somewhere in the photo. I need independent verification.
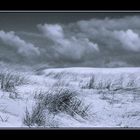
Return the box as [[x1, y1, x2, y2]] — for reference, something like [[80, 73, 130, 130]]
[[0, 12, 140, 30], [0, 12, 140, 68]]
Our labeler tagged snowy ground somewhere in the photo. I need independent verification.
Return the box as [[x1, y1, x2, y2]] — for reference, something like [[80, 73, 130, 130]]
[[0, 67, 140, 128]]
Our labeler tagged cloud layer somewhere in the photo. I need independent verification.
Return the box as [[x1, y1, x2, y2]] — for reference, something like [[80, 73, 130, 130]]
[[38, 23, 99, 62], [76, 17, 140, 52], [0, 30, 40, 57], [1, 15, 140, 67], [113, 29, 140, 52]]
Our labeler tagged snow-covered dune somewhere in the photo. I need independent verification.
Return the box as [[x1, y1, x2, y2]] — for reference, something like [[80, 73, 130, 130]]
[[43, 67, 140, 74], [1, 67, 140, 128], [41, 67, 140, 90]]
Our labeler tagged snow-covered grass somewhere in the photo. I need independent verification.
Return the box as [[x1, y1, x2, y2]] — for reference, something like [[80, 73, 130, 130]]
[[1, 67, 140, 128], [0, 71, 27, 90], [0, 71, 28, 99], [23, 88, 90, 127]]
